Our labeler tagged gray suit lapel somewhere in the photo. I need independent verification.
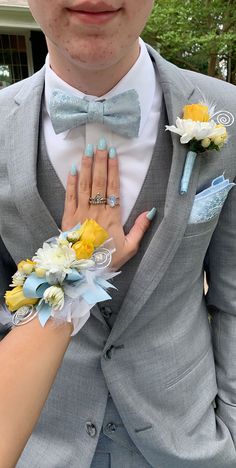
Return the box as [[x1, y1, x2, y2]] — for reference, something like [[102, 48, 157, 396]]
[[106, 49, 204, 345], [6, 67, 59, 253]]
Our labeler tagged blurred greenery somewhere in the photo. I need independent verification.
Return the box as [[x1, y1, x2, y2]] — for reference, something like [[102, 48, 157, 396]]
[[0, 65, 11, 84], [142, 0, 236, 84]]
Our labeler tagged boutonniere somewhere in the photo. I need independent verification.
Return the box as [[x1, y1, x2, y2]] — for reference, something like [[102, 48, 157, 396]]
[[166, 103, 234, 194]]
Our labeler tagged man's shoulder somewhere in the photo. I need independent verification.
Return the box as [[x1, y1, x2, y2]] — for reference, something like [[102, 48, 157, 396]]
[[147, 44, 236, 107], [0, 66, 45, 105], [183, 68, 236, 103]]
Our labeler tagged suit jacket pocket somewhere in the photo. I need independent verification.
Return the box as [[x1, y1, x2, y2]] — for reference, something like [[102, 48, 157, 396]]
[[188, 180, 235, 225], [184, 212, 220, 237], [165, 345, 213, 389]]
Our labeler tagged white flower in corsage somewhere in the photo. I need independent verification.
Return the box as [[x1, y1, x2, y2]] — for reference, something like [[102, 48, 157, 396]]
[[33, 241, 77, 282], [43, 285, 65, 310], [166, 103, 234, 194], [4, 219, 118, 335]]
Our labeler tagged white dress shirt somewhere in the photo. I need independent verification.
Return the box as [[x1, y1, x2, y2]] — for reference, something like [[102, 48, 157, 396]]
[[43, 39, 162, 225]]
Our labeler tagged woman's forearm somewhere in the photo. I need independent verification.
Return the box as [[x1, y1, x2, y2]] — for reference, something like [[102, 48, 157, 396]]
[[0, 319, 72, 468]]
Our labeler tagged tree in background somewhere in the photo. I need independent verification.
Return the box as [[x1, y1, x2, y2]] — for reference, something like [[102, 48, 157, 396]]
[[142, 0, 236, 84]]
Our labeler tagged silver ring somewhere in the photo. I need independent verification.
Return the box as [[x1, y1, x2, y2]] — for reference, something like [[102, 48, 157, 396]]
[[12, 305, 38, 326], [106, 195, 120, 208], [89, 193, 106, 205]]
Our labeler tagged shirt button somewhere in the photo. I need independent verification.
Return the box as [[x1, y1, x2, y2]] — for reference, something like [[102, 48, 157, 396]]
[[100, 306, 112, 319], [85, 421, 97, 438], [103, 345, 114, 360], [105, 422, 117, 433]]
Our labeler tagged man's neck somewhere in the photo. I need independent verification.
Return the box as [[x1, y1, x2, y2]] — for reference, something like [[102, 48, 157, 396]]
[[47, 43, 140, 96]]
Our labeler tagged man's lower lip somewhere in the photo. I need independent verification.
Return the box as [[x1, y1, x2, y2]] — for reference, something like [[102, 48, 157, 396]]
[[67, 9, 120, 24]]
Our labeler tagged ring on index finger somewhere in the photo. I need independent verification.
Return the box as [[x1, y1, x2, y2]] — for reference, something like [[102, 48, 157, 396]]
[[89, 193, 107, 205], [106, 194, 120, 208]]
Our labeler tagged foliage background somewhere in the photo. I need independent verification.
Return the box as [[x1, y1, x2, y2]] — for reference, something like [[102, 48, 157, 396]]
[[142, 0, 236, 84]]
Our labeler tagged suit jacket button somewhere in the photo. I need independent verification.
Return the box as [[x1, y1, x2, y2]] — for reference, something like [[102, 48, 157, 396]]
[[104, 345, 114, 360], [85, 421, 97, 437], [100, 306, 112, 319], [105, 422, 117, 433]]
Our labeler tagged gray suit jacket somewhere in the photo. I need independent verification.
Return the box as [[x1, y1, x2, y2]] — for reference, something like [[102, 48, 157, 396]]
[[0, 46, 236, 467]]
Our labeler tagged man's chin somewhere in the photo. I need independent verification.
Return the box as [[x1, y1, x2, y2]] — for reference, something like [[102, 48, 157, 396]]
[[63, 44, 123, 71]]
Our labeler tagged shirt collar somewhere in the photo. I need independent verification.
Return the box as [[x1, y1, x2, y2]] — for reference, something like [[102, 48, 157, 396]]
[[44, 38, 157, 136]]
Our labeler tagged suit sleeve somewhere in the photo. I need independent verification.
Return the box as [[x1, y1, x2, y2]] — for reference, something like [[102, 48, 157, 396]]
[[0, 236, 16, 338], [204, 179, 236, 445]]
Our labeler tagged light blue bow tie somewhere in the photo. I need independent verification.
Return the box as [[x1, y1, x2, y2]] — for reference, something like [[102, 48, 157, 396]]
[[49, 88, 141, 138]]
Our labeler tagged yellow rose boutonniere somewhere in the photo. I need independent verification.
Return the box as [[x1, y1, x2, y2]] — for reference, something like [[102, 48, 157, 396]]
[[4, 286, 38, 312], [183, 104, 210, 122], [166, 102, 234, 194]]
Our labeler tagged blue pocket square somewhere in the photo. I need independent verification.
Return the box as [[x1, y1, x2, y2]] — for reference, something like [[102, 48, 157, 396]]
[[189, 174, 235, 224]]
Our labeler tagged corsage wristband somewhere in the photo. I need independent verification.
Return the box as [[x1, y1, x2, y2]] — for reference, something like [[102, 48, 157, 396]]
[[4, 219, 118, 336]]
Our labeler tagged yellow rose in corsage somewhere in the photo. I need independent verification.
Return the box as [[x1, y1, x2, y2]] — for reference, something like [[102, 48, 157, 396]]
[[72, 239, 95, 260], [166, 102, 234, 194], [4, 286, 38, 312], [77, 219, 109, 248], [18, 259, 35, 275]]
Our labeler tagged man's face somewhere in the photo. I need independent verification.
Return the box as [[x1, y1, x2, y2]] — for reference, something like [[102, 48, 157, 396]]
[[28, 0, 154, 71]]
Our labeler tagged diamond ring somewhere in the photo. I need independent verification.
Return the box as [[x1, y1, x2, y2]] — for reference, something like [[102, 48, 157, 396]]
[[89, 193, 107, 205], [106, 195, 120, 208]]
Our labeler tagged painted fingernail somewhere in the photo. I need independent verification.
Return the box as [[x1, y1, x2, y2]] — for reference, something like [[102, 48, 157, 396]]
[[98, 137, 107, 151], [146, 207, 157, 221], [109, 147, 117, 159], [85, 143, 94, 157], [70, 163, 77, 176]]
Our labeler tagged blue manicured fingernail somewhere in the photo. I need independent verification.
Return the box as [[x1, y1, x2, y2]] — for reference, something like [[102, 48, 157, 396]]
[[109, 147, 117, 159], [85, 144, 94, 157], [70, 163, 77, 175], [98, 137, 107, 151], [146, 207, 157, 221]]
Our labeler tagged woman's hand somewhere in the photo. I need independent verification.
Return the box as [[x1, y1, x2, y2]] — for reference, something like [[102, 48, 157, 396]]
[[61, 141, 156, 269]]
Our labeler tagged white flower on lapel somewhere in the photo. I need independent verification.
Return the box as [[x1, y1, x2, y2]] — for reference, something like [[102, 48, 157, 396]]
[[166, 117, 226, 145]]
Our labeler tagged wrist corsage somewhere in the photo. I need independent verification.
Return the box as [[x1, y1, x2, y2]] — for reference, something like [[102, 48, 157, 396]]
[[166, 103, 234, 194], [4, 220, 118, 335]]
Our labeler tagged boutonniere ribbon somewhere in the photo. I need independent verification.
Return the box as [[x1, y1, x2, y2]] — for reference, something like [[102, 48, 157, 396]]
[[166, 103, 234, 194]]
